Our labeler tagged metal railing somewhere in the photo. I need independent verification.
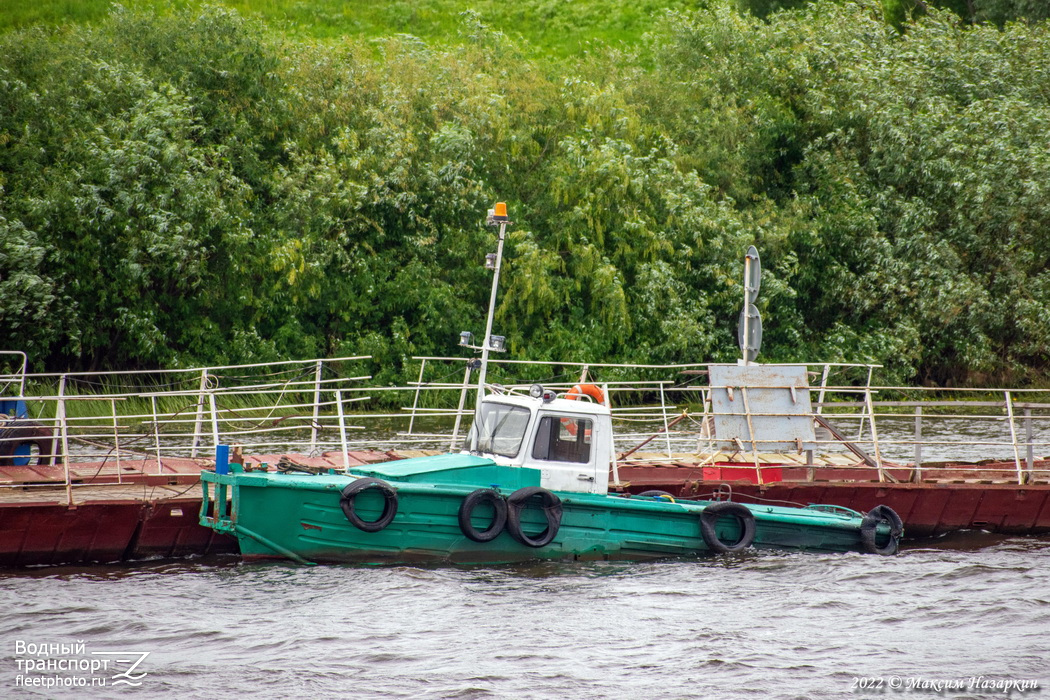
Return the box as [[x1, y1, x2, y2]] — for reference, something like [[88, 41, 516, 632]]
[[0, 351, 28, 399], [0, 357, 378, 504], [2, 357, 1048, 505], [400, 355, 715, 452]]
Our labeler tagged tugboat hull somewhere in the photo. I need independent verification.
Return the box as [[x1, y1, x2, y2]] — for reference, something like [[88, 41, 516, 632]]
[[201, 456, 898, 565]]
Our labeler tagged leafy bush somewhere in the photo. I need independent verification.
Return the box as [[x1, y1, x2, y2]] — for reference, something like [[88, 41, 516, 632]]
[[1, 2, 1047, 387]]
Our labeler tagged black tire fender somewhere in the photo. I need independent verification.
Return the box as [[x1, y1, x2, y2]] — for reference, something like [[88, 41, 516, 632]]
[[340, 478, 398, 533], [700, 502, 756, 554], [860, 505, 904, 555], [458, 488, 508, 542], [506, 486, 562, 548]]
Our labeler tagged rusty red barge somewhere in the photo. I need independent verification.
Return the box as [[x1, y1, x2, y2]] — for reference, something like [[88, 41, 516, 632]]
[[612, 362, 1050, 539], [0, 450, 402, 567], [615, 460, 1050, 539], [0, 355, 388, 567], [1, 354, 1048, 566]]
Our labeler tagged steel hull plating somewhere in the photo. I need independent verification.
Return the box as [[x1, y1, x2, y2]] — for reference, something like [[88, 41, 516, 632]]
[[617, 463, 1050, 538], [0, 498, 235, 567], [201, 456, 892, 565]]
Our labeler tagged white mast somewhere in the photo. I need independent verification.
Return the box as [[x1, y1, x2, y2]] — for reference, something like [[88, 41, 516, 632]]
[[474, 202, 510, 413]]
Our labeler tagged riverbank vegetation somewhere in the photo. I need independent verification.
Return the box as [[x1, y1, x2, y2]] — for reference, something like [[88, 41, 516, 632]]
[[2, 1, 1048, 387]]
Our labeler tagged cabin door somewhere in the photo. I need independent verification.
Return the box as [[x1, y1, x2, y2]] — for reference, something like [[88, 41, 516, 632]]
[[528, 414, 605, 494]]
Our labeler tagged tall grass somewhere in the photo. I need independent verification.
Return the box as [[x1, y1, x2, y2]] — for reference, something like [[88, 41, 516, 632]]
[[2, 0, 691, 56]]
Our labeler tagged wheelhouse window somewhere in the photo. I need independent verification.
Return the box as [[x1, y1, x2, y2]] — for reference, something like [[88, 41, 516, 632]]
[[470, 403, 532, 458], [531, 416, 593, 464]]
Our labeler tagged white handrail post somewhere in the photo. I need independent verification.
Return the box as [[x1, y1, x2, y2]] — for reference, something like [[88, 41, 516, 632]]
[[449, 362, 473, 452], [698, 386, 714, 457], [1025, 408, 1034, 476], [112, 398, 122, 485], [57, 375, 72, 506], [604, 383, 620, 486], [864, 386, 884, 481], [856, 400, 867, 442], [190, 368, 207, 458], [1005, 391, 1024, 484], [659, 381, 673, 458], [18, 351, 27, 397], [407, 359, 427, 435], [865, 388, 881, 482], [914, 405, 923, 482], [209, 392, 220, 449], [151, 395, 162, 474], [810, 363, 831, 472], [335, 389, 349, 471], [310, 360, 323, 455], [815, 364, 830, 415], [855, 365, 875, 441]]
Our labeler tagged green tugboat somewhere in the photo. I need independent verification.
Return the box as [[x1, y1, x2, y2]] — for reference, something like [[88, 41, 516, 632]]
[[200, 387, 902, 564], [199, 203, 903, 564]]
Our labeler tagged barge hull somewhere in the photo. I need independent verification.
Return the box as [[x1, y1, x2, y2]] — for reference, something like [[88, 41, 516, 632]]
[[623, 475, 1050, 538], [0, 498, 235, 567], [0, 451, 387, 567]]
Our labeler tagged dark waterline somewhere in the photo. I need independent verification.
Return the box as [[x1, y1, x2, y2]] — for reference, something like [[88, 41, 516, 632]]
[[3, 534, 1049, 699]]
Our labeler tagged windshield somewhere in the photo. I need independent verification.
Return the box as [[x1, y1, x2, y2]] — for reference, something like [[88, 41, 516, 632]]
[[468, 403, 532, 458]]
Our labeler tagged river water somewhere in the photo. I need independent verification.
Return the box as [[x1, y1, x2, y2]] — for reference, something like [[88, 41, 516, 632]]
[[5, 408, 1050, 698], [2, 532, 1048, 698]]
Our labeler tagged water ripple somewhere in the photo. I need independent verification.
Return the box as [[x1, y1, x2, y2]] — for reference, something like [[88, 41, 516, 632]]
[[2, 539, 1050, 698]]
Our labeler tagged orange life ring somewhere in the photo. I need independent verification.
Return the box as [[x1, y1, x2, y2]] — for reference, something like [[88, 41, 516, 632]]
[[561, 384, 605, 437], [565, 384, 605, 404]]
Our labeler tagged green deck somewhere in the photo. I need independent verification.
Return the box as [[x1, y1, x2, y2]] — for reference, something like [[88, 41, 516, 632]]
[[200, 454, 893, 565], [353, 453, 541, 488]]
